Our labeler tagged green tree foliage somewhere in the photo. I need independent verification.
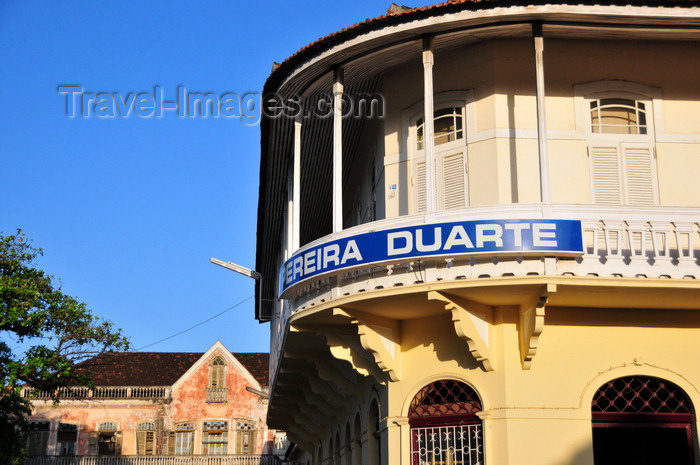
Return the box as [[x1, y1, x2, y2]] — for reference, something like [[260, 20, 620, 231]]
[[0, 230, 129, 464]]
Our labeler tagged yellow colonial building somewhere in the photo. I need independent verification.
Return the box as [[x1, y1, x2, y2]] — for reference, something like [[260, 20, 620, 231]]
[[254, 1, 700, 464]]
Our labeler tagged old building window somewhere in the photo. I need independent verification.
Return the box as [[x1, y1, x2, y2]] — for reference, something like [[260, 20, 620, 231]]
[[235, 421, 257, 455], [576, 82, 659, 206], [26, 421, 50, 456], [95, 421, 121, 456], [206, 356, 228, 403], [410, 101, 469, 213], [57, 423, 78, 456], [592, 375, 695, 465], [210, 357, 225, 388], [171, 422, 194, 455], [136, 421, 156, 455], [408, 379, 483, 465], [203, 420, 229, 455]]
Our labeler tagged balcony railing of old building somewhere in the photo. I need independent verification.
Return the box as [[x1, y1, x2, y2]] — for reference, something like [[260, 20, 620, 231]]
[[25, 455, 280, 465], [205, 388, 229, 403], [270, 204, 700, 370], [21, 386, 171, 401]]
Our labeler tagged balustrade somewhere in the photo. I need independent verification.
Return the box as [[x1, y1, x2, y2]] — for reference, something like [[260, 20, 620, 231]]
[[26, 456, 279, 465]]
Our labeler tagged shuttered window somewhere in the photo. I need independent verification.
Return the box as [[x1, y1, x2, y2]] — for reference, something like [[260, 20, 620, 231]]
[[441, 152, 467, 210], [27, 421, 50, 456], [236, 422, 257, 455], [136, 422, 155, 455], [203, 420, 229, 455], [588, 95, 656, 205], [173, 422, 194, 455], [57, 423, 78, 456], [96, 421, 121, 456], [412, 105, 468, 213], [210, 357, 225, 388], [414, 161, 426, 213]]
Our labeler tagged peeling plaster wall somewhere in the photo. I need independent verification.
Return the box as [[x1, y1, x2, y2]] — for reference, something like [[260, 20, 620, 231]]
[[27, 348, 276, 457]]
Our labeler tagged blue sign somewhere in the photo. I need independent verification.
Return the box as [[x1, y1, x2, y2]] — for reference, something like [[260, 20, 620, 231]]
[[280, 219, 583, 293]]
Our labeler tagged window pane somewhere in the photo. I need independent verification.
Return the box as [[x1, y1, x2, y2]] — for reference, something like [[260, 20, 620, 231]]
[[415, 107, 464, 150], [590, 98, 647, 135], [176, 431, 194, 455]]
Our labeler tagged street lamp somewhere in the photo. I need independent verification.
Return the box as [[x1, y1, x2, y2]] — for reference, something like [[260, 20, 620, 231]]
[[210, 257, 261, 280], [210, 257, 266, 321]]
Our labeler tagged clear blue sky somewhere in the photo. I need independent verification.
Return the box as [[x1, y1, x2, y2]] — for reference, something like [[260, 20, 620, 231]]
[[0, 1, 392, 353]]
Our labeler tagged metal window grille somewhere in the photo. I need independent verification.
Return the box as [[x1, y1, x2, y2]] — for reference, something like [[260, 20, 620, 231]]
[[409, 379, 482, 420], [411, 424, 483, 465], [592, 376, 693, 414]]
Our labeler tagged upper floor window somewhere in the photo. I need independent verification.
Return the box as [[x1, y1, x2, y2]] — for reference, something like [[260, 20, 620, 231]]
[[203, 420, 229, 455], [171, 422, 194, 455], [210, 357, 225, 388], [136, 422, 155, 455], [416, 107, 464, 150], [236, 421, 257, 455], [26, 421, 50, 457], [206, 356, 228, 403], [576, 82, 660, 206], [95, 421, 121, 456], [590, 98, 648, 135], [413, 106, 468, 213], [58, 423, 78, 456]]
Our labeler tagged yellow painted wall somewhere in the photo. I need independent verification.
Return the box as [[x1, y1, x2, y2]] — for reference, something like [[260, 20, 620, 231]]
[[374, 38, 700, 212]]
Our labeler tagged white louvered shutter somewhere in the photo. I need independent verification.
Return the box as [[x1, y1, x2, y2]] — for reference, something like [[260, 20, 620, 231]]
[[414, 161, 426, 213], [441, 152, 467, 209], [623, 144, 655, 205], [590, 145, 622, 205]]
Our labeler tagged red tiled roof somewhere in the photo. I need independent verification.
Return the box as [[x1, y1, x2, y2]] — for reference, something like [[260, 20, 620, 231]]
[[74, 352, 269, 387], [233, 352, 269, 386]]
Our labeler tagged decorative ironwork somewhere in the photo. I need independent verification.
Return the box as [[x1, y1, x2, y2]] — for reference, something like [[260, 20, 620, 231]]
[[592, 376, 693, 414], [409, 380, 482, 420], [411, 424, 483, 465]]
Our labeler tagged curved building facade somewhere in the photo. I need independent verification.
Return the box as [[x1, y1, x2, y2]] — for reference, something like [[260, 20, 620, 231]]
[[255, 2, 700, 464]]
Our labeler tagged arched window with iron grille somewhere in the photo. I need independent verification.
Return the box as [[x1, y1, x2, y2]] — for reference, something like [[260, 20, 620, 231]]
[[591, 375, 696, 465], [409, 379, 483, 465]]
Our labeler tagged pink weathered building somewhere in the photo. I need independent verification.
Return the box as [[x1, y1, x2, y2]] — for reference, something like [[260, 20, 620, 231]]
[[23, 342, 287, 461]]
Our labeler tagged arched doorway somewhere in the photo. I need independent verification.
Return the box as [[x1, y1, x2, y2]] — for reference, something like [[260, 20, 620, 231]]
[[408, 379, 483, 465], [592, 375, 696, 465]]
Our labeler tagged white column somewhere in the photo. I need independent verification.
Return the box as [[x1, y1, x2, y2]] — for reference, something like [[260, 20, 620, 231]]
[[292, 115, 302, 252], [333, 67, 344, 232], [422, 36, 436, 213], [533, 23, 551, 203]]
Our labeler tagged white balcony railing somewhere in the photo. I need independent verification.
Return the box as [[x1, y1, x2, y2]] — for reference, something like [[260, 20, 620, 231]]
[[22, 386, 171, 400], [271, 204, 699, 368], [205, 388, 229, 403], [25, 456, 279, 465]]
